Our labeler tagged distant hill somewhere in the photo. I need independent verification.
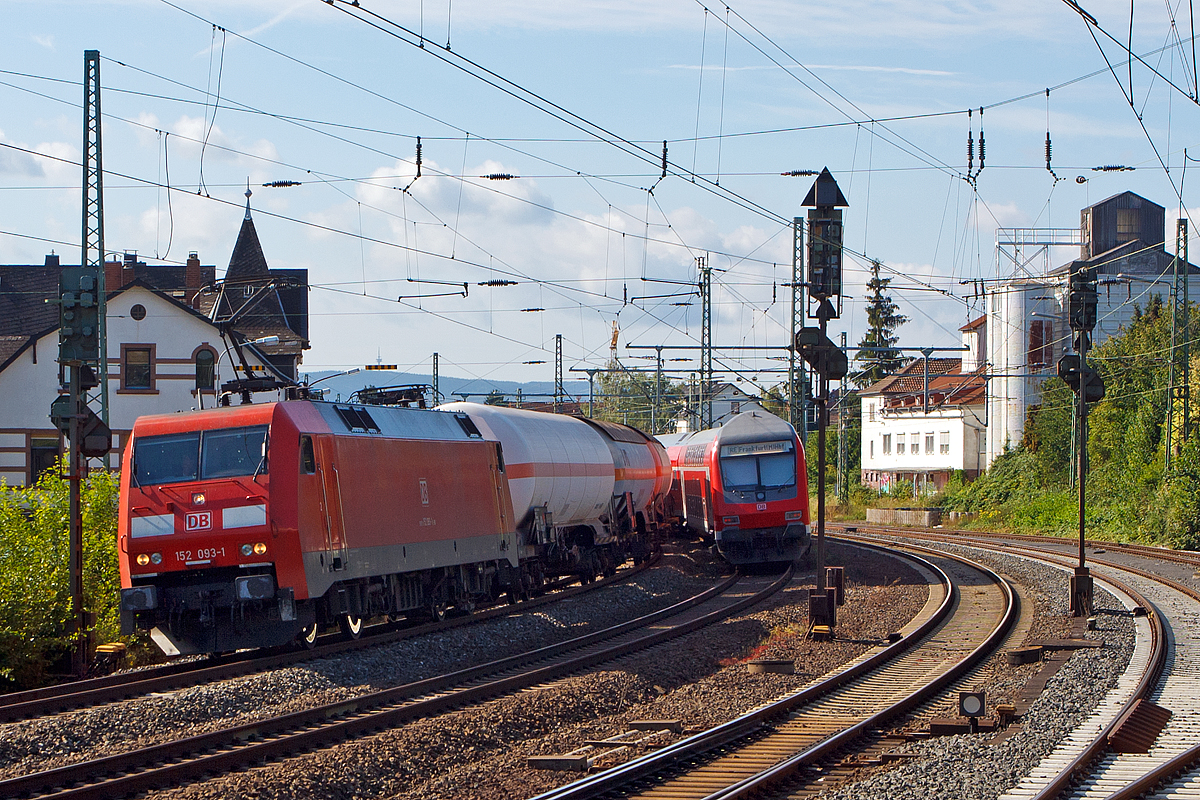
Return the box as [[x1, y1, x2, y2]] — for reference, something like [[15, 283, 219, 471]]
[[299, 369, 594, 405]]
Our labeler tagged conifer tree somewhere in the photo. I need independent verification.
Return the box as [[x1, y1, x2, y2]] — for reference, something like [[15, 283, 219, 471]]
[[854, 260, 908, 387]]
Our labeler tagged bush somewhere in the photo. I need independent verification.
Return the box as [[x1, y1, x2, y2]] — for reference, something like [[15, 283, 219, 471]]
[[0, 462, 121, 690]]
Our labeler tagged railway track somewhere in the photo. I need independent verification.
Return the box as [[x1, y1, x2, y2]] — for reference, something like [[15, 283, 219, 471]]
[[0, 555, 655, 725], [840, 524, 1200, 800], [529, 540, 1015, 800], [0, 563, 787, 800]]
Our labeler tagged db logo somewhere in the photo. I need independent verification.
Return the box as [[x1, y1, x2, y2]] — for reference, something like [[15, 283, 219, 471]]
[[185, 511, 212, 531], [419, 479, 430, 506], [756, 503, 768, 511]]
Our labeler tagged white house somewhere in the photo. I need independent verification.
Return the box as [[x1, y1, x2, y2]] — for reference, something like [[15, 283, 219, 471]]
[[0, 200, 308, 485], [859, 319, 987, 494]]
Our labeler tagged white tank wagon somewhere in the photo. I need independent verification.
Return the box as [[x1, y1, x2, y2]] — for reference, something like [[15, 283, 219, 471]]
[[439, 403, 671, 580]]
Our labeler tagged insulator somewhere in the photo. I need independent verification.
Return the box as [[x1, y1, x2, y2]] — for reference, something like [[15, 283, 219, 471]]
[[262, 180, 301, 187], [520, 307, 545, 312], [479, 279, 518, 286], [661, 140, 668, 179], [1092, 164, 1134, 172], [1045, 135, 1052, 167], [780, 170, 818, 176], [415, 137, 422, 167], [967, 132, 974, 173], [483, 173, 516, 180], [978, 130, 985, 169]]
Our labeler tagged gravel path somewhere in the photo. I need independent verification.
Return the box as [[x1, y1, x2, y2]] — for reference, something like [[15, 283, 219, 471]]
[[0, 554, 718, 781], [810, 541, 1137, 800], [135, 542, 929, 800]]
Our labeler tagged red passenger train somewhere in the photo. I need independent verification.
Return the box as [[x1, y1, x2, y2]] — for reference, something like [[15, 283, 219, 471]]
[[118, 399, 670, 655], [662, 411, 810, 565]]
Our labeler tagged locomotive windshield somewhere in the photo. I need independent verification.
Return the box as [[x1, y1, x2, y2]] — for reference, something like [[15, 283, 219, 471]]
[[134, 425, 269, 486], [718, 440, 796, 491]]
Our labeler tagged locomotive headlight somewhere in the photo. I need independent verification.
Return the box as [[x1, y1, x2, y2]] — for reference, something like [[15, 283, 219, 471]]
[[253, 542, 267, 555], [150, 552, 162, 565], [192, 492, 206, 506], [136, 553, 150, 566], [240, 543, 253, 556]]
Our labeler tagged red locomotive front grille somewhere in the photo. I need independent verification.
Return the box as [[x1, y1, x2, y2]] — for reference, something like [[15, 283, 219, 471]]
[[127, 477, 270, 572]]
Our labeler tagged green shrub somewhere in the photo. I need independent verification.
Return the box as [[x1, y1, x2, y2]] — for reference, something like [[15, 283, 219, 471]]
[[0, 461, 121, 690]]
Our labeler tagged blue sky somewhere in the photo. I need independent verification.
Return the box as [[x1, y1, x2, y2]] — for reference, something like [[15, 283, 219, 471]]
[[1, 0, 1196, 395]]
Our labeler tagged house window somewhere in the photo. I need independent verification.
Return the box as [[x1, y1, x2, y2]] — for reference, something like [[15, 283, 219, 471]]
[[939, 431, 951, 454], [870, 440, 874, 458], [30, 437, 59, 485], [868, 403, 875, 421], [882, 434, 891, 454], [122, 346, 152, 390], [897, 434, 905, 455], [731, 401, 741, 415], [130, 303, 146, 321], [925, 433, 935, 454], [1028, 320, 1053, 367], [195, 349, 216, 391]]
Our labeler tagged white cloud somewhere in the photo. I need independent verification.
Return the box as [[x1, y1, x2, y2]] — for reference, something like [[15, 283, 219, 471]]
[[30, 34, 54, 50]]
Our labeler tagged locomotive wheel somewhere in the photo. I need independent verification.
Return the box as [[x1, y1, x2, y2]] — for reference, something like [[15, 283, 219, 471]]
[[339, 614, 364, 639], [298, 622, 319, 650]]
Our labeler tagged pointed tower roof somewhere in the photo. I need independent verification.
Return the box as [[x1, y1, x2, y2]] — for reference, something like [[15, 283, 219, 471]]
[[225, 186, 271, 284]]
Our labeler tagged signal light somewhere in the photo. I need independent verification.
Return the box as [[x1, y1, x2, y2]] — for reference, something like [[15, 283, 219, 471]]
[[241, 544, 253, 556], [253, 542, 267, 555], [150, 553, 162, 564], [136, 554, 150, 566]]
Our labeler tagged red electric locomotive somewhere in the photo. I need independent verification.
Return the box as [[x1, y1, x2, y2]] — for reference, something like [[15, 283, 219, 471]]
[[118, 398, 670, 655], [663, 411, 810, 565]]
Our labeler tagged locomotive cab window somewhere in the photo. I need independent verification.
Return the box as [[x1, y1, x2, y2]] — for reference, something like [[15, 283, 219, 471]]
[[718, 441, 796, 491], [133, 425, 269, 486], [300, 435, 316, 474]]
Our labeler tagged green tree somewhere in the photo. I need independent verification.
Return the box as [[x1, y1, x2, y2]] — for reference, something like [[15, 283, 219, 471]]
[[854, 260, 909, 388]]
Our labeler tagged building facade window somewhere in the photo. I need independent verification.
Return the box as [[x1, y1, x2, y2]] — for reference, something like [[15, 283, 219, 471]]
[[868, 403, 875, 421], [870, 440, 875, 458], [731, 401, 741, 415], [882, 434, 892, 455], [195, 349, 216, 391], [939, 431, 951, 454], [122, 346, 153, 390], [925, 433, 935, 454], [1028, 320, 1053, 367], [897, 434, 905, 455]]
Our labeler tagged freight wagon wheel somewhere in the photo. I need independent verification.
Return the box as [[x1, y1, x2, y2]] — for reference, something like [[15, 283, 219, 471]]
[[298, 623, 319, 650], [339, 614, 364, 640]]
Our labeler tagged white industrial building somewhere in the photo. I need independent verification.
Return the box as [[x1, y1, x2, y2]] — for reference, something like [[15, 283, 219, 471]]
[[985, 191, 1200, 465]]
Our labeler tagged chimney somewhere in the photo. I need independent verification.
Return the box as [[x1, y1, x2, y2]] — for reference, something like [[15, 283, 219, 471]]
[[105, 258, 122, 291], [44, 253, 60, 268], [120, 250, 138, 288], [185, 251, 202, 306]]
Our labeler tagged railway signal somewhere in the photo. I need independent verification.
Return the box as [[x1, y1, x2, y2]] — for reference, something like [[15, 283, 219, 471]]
[[800, 168, 847, 633], [1060, 260, 1100, 617]]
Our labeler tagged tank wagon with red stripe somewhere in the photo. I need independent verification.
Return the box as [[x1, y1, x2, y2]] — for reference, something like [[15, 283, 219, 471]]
[[118, 399, 670, 655], [663, 411, 810, 565]]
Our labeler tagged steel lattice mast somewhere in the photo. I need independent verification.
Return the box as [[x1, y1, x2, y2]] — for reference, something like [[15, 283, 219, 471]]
[[82, 50, 109, 444], [699, 255, 712, 428]]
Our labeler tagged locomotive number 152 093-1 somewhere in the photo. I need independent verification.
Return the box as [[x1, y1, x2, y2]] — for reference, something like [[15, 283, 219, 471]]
[[177, 547, 226, 562]]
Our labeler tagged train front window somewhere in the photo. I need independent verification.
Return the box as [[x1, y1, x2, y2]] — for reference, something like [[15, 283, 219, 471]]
[[134, 425, 268, 486], [134, 432, 200, 486], [202, 426, 269, 479], [719, 441, 796, 491]]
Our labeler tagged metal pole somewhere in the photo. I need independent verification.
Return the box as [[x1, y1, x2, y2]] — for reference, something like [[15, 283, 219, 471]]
[[837, 331, 847, 507], [788, 218, 802, 428], [816, 313, 829, 592], [1183, 218, 1191, 445], [82, 50, 108, 468], [653, 346, 663, 434], [554, 334, 563, 413], [68, 364, 85, 676], [587, 369, 597, 418], [699, 256, 712, 428], [432, 352, 439, 403]]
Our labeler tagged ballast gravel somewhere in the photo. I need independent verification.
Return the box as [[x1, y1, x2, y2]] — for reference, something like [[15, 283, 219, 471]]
[[811, 541, 1137, 800], [140, 542, 928, 800], [0, 557, 718, 780]]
